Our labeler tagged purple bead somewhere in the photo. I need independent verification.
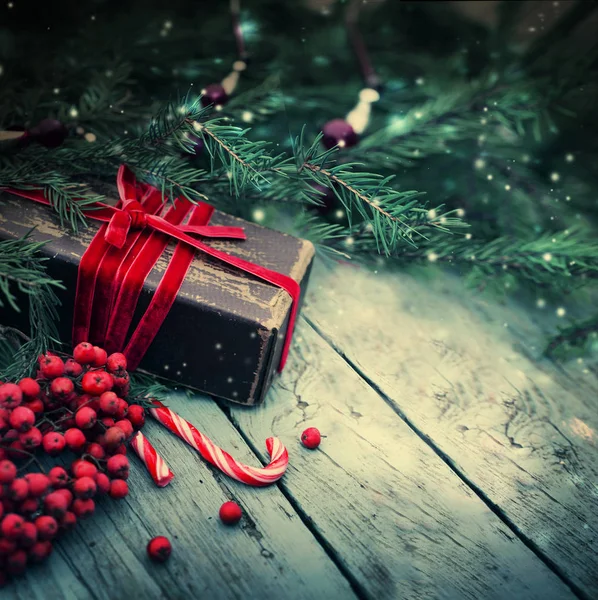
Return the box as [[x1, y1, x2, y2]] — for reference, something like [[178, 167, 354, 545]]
[[27, 119, 68, 148], [321, 119, 358, 150], [201, 83, 229, 108]]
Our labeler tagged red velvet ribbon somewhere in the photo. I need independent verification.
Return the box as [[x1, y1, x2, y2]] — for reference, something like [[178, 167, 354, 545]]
[[7, 165, 301, 372]]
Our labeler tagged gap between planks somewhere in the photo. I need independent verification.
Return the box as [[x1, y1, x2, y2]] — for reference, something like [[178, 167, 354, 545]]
[[299, 315, 589, 600]]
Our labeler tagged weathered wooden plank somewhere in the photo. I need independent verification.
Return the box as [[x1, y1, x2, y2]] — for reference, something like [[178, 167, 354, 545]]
[[228, 319, 575, 600], [5, 393, 356, 600], [303, 262, 598, 598]]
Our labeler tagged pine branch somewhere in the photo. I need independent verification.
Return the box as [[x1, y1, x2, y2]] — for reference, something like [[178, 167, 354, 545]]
[[545, 315, 598, 359]]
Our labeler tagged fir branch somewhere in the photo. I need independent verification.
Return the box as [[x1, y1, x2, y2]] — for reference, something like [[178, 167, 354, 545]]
[[545, 315, 598, 359]]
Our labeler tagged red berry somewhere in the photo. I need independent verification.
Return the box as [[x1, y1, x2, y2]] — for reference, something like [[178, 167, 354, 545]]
[[86, 442, 105, 460], [0, 459, 17, 484], [114, 444, 127, 455], [106, 352, 127, 373], [147, 536, 171, 562], [19, 521, 38, 548], [42, 431, 65, 455], [114, 398, 128, 419], [50, 377, 75, 400], [39, 354, 65, 379], [54, 488, 73, 507], [72, 460, 97, 479], [9, 478, 29, 502], [7, 439, 25, 461], [219, 501, 242, 525], [1, 513, 25, 540], [0, 383, 22, 409], [19, 498, 39, 515], [35, 515, 58, 541], [114, 419, 134, 439], [107, 454, 129, 479], [73, 342, 96, 365], [43, 491, 69, 518], [95, 472, 110, 495], [73, 476, 97, 499], [6, 549, 28, 574], [127, 405, 145, 430], [81, 370, 111, 395], [75, 406, 97, 430], [19, 426, 42, 450], [59, 511, 77, 531], [99, 391, 119, 415], [112, 371, 130, 390], [0, 538, 17, 556], [18, 377, 40, 399], [29, 540, 53, 562], [72, 498, 95, 518], [65, 358, 83, 377], [64, 428, 87, 452], [9, 406, 35, 432], [104, 426, 125, 448], [100, 417, 115, 428], [109, 479, 129, 499], [300, 427, 321, 449], [48, 466, 69, 488], [92, 346, 108, 367], [24, 473, 50, 497], [23, 398, 44, 415]]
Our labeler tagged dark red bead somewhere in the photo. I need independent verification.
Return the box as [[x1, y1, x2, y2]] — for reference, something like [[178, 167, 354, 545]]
[[321, 119, 358, 150], [201, 84, 229, 108], [26, 119, 68, 148]]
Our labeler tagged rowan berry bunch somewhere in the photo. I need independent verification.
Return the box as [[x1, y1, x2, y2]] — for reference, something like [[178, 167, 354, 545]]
[[0, 342, 146, 586]]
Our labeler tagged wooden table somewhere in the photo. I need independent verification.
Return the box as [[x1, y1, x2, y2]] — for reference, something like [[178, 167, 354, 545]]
[[6, 261, 598, 599]]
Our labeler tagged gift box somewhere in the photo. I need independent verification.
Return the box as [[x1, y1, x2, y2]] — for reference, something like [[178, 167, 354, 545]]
[[0, 173, 314, 405]]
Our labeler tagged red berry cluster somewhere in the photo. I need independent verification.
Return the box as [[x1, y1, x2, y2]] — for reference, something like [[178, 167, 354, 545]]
[[0, 342, 146, 586]]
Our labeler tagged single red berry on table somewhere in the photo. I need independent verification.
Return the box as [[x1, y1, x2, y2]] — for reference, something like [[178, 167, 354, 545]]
[[24, 473, 50, 497], [73, 342, 96, 365], [147, 536, 172, 562], [81, 370, 112, 395], [72, 459, 98, 479], [9, 478, 29, 502], [114, 419, 134, 439], [9, 406, 36, 432], [29, 540, 53, 562], [50, 377, 75, 401], [42, 431, 66, 455], [73, 476, 97, 499], [65, 358, 83, 377], [92, 346, 108, 367], [86, 442, 105, 460], [19, 522, 38, 548], [106, 352, 127, 373], [18, 377, 40, 399], [43, 491, 69, 518], [75, 406, 97, 429], [104, 426, 125, 448], [6, 549, 28, 574], [72, 498, 95, 518], [109, 479, 129, 499], [0, 383, 23, 409], [39, 354, 65, 379], [127, 405, 145, 430], [99, 391, 119, 415], [1, 514, 25, 540], [48, 466, 69, 488], [59, 511, 77, 531], [0, 459, 17, 484], [64, 428, 87, 452], [20, 426, 43, 450], [219, 501, 242, 525], [301, 427, 321, 449], [95, 472, 110, 495], [35, 515, 58, 540], [107, 454, 129, 479]]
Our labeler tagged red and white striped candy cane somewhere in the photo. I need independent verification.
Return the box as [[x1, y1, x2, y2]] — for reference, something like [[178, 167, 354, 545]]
[[130, 431, 175, 487], [149, 402, 288, 486]]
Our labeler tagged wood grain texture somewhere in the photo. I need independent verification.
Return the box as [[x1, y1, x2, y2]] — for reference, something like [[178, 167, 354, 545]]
[[227, 319, 575, 600], [303, 262, 598, 598], [4, 393, 355, 600]]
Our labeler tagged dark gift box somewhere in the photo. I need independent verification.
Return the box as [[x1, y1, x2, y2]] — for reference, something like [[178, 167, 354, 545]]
[[0, 189, 314, 405]]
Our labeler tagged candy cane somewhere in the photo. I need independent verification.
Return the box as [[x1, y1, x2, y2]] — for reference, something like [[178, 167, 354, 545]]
[[149, 402, 288, 486], [130, 431, 175, 487]]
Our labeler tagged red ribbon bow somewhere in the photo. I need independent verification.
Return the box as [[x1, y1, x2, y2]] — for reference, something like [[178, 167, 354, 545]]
[[8, 165, 301, 372]]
